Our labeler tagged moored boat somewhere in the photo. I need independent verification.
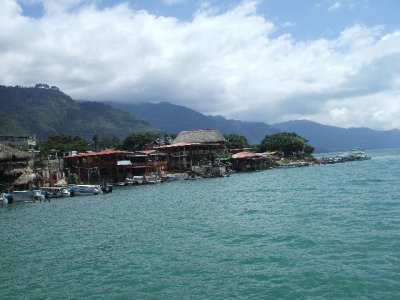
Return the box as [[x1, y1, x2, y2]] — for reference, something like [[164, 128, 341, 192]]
[[41, 187, 70, 198], [10, 190, 45, 203], [68, 185, 101, 196]]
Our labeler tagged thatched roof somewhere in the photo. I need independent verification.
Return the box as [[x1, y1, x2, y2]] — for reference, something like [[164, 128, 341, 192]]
[[4, 167, 32, 176], [173, 129, 227, 144], [13, 172, 37, 186], [0, 144, 31, 161]]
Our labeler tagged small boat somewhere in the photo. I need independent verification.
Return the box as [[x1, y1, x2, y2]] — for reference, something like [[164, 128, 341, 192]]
[[0, 193, 13, 204], [144, 175, 162, 184], [68, 185, 101, 196], [101, 185, 113, 193], [41, 187, 70, 198], [126, 176, 144, 185], [10, 190, 45, 203]]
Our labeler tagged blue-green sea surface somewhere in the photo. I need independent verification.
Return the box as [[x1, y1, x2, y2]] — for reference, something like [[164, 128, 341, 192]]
[[1, 149, 400, 299]]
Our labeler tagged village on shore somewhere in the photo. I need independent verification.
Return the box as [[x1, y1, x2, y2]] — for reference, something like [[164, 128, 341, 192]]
[[0, 129, 370, 203]]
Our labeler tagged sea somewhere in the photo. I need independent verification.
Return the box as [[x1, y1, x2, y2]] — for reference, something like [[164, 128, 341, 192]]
[[1, 149, 399, 299]]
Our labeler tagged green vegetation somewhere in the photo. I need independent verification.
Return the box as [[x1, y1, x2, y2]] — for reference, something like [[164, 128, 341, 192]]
[[98, 136, 122, 150], [258, 132, 314, 158], [41, 134, 90, 155], [0, 85, 156, 139], [122, 132, 159, 151], [68, 173, 79, 185], [224, 134, 249, 149]]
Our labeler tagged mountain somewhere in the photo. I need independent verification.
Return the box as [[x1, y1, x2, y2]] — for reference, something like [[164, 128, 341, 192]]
[[273, 120, 400, 152], [107, 102, 278, 144], [0, 85, 155, 139]]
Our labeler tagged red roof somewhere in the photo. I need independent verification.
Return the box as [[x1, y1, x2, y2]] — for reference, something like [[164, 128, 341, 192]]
[[64, 148, 131, 159]]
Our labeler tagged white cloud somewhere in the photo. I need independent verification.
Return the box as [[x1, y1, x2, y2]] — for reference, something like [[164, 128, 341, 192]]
[[281, 21, 295, 28], [1, 0, 400, 130], [161, 0, 187, 6], [328, 1, 342, 11]]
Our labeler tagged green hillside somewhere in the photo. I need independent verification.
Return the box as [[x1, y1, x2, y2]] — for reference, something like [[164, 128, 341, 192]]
[[0, 85, 156, 139], [108, 102, 279, 144]]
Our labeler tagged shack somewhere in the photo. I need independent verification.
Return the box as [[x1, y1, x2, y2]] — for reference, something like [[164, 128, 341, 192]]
[[231, 152, 268, 171], [64, 149, 132, 184]]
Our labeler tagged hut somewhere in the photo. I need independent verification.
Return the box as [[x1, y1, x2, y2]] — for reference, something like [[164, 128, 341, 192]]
[[0, 144, 34, 191], [172, 129, 227, 145], [231, 152, 267, 171], [11, 168, 43, 190], [155, 129, 228, 172]]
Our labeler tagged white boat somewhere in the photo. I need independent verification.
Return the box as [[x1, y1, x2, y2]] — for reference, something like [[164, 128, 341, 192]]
[[11, 190, 45, 203], [126, 176, 144, 185], [41, 187, 70, 198], [349, 148, 371, 161], [68, 185, 101, 196]]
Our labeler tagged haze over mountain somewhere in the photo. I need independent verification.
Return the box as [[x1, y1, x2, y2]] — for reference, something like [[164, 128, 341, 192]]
[[0, 85, 155, 139], [1, 84, 400, 153], [107, 102, 278, 145], [273, 120, 400, 153], [109, 101, 400, 152]]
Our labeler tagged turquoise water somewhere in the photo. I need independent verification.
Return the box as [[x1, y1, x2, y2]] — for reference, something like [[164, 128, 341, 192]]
[[1, 149, 400, 299]]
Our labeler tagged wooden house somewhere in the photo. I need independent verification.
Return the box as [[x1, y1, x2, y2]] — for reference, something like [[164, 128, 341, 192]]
[[64, 149, 132, 184], [127, 150, 168, 177], [231, 152, 266, 171], [155, 129, 227, 171]]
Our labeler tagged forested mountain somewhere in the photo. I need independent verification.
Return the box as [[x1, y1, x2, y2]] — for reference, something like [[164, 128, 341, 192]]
[[273, 120, 400, 152], [107, 102, 279, 144], [2, 85, 400, 152], [0, 85, 155, 139]]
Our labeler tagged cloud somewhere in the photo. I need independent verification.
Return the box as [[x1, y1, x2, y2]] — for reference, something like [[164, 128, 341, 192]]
[[328, 1, 342, 11], [161, 0, 187, 6], [281, 21, 295, 28], [1, 0, 400, 130]]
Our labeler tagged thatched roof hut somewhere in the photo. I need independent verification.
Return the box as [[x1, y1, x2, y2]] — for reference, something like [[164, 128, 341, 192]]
[[173, 129, 227, 144], [0, 144, 31, 161], [13, 172, 37, 186]]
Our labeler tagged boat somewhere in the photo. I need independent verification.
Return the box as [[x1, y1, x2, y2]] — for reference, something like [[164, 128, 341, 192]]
[[10, 190, 45, 203], [68, 185, 101, 196], [41, 187, 70, 198], [144, 175, 162, 184], [320, 148, 371, 164], [126, 176, 144, 185], [0, 193, 13, 204], [348, 148, 371, 161]]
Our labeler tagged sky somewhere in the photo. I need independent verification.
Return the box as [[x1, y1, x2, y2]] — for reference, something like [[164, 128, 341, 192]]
[[1, 0, 400, 129]]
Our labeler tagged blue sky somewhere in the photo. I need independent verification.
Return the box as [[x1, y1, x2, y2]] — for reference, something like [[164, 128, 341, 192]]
[[2, 0, 400, 129]]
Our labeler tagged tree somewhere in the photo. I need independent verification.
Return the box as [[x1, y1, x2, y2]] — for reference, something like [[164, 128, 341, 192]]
[[258, 132, 314, 158], [122, 132, 159, 151], [99, 136, 121, 150], [224, 134, 249, 149], [40, 134, 90, 155], [92, 134, 100, 151]]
